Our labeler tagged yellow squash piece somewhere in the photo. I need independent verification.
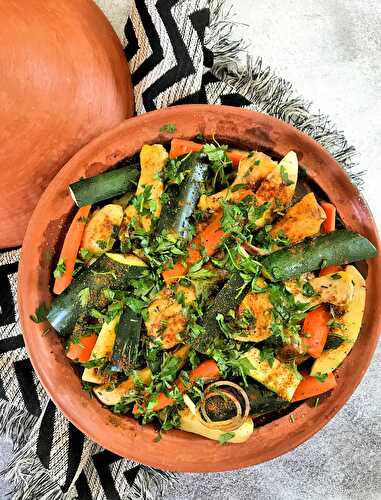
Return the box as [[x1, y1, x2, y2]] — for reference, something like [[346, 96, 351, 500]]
[[286, 271, 354, 308], [81, 204, 123, 255], [241, 347, 301, 401], [179, 408, 254, 443], [254, 151, 298, 229], [198, 152, 277, 211], [146, 285, 195, 349], [82, 314, 120, 384], [311, 265, 366, 376], [123, 144, 168, 232], [93, 367, 152, 406], [270, 192, 326, 246]]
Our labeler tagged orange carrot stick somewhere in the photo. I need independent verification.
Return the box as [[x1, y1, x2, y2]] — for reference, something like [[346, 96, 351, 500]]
[[319, 264, 342, 277], [169, 139, 203, 159], [53, 205, 91, 294], [66, 333, 97, 363], [169, 139, 248, 167], [320, 202, 336, 233], [301, 305, 331, 358], [135, 360, 221, 414], [292, 372, 337, 402]]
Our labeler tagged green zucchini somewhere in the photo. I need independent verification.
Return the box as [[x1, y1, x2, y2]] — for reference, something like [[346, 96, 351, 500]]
[[192, 273, 247, 353], [261, 230, 377, 282], [110, 305, 142, 372], [157, 153, 208, 238], [69, 166, 139, 207], [246, 384, 290, 416], [47, 253, 147, 337]]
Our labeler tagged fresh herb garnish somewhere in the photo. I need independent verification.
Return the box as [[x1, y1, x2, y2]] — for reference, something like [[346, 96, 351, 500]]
[[314, 372, 328, 383], [218, 432, 235, 445], [30, 303, 49, 323], [78, 287, 90, 307], [53, 258, 66, 279], [160, 123, 177, 133]]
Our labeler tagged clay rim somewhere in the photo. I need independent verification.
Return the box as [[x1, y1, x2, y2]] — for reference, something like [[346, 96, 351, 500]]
[[18, 105, 381, 472]]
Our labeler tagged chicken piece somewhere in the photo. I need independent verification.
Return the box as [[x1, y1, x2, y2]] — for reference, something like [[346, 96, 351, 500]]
[[198, 152, 277, 211], [146, 285, 195, 349], [270, 192, 326, 246], [285, 271, 354, 307]]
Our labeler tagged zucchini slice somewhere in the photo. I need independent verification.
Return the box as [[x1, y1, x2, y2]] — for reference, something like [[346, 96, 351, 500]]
[[47, 253, 147, 337], [110, 306, 142, 372], [311, 265, 366, 375], [246, 384, 290, 416], [241, 347, 301, 401], [82, 314, 120, 384], [261, 230, 377, 282], [69, 166, 139, 207], [179, 408, 254, 443], [81, 204, 123, 255], [157, 153, 208, 238], [94, 367, 152, 406]]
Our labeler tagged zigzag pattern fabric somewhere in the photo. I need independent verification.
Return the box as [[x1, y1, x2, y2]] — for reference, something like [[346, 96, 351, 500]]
[[0, 1, 360, 498]]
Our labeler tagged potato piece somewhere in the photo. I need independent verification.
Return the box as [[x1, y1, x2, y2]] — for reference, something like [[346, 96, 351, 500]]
[[198, 152, 277, 211], [93, 367, 152, 406], [145, 285, 195, 349], [311, 265, 366, 375], [286, 271, 354, 307], [81, 204, 123, 255], [179, 408, 254, 443], [241, 347, 301, 401], [254, 151, 298, 229], [82, 314, 120, 384], [270, 192, 326, 245], [123, 144, 168, 232], [234, 289, 273, 342]]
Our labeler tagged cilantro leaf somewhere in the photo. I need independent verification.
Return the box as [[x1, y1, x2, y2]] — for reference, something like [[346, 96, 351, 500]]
[[280, 164, 294, 186], [78, 287, 90, 307], [314, 372, 328, 383], [53, 258, 66, 279], [30, 303, 49, 323], [218, 432, 235, 445], [160, 123, 177, 133]]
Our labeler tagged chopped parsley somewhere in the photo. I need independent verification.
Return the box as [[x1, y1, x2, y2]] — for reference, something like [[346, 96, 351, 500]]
[[218, 432, 235, 445], [30, 303, 49, 323], [314, 372, 328, 383], [160, 123, 177, 133], [53, 258, 66, 279]]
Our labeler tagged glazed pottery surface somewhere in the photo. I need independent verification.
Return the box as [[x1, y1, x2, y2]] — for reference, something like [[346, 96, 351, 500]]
[[0, 0, 134, 248], [18, 105, 381, 472]]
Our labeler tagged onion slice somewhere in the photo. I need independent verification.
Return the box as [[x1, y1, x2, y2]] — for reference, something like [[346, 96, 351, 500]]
[[199, 381, 250, 432]]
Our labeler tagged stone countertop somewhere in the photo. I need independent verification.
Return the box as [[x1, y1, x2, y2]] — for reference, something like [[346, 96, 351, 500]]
[[1, 1, 380, 498]]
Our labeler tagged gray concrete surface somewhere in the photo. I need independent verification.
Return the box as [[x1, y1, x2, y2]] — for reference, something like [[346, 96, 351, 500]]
[[1, 1, 380, 498]]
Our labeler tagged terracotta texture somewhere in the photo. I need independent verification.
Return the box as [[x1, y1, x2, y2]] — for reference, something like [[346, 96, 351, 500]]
[[18, 105, 381, 472], [0, 0, 134, 249]]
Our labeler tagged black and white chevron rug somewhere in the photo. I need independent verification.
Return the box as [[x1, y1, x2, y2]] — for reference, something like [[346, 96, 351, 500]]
[[0, 1, 362, 499]]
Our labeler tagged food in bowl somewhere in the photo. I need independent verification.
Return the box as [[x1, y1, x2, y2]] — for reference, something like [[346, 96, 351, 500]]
[[41, 136, 377, 444]]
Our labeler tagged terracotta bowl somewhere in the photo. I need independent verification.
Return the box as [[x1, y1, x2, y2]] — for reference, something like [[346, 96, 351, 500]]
[[18, 105, 381, 472], [0, 0, 134, 249]]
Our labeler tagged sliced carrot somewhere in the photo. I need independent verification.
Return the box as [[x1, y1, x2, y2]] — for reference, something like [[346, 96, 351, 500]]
[[301, 305, 331, 358], [163, 189, 255, 284], [292, 372, 337, 402], [53, 205, 91, 294], [136, 360, 221, 414], [319, 264, 342, 277], [320, 202, 336, 233], [169, 139, 203, 159], [169, 139, 248, 167], [226, 149, 249, 167], [66, 333, 97, 363]]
